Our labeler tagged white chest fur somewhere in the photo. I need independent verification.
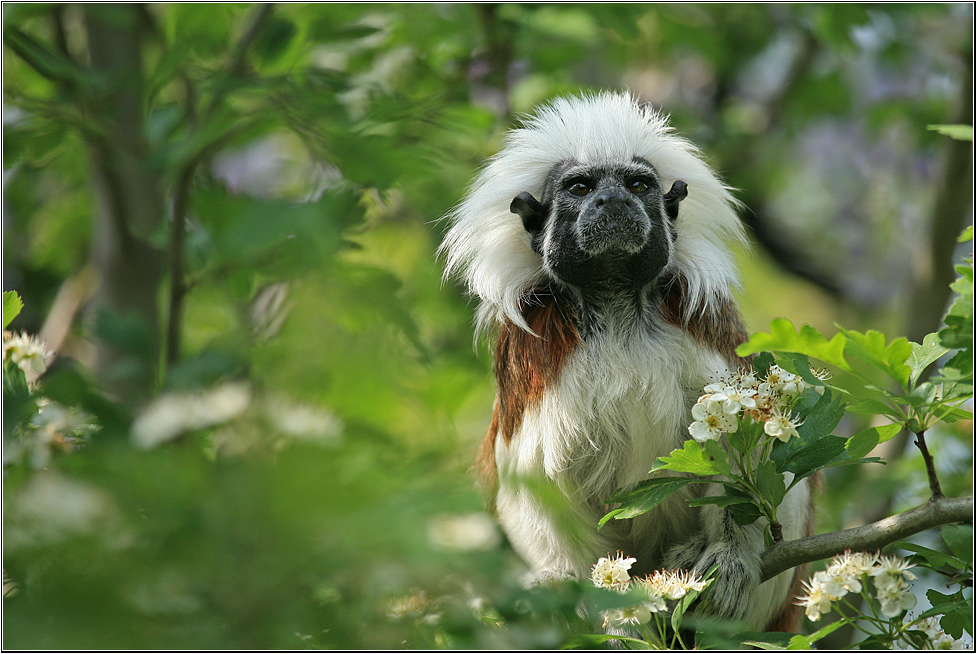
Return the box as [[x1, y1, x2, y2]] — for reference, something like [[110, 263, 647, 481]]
[[494, 323, 732, 579]]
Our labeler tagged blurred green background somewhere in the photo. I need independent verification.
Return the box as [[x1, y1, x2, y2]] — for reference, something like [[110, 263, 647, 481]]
[[2, 4, 972, 649]]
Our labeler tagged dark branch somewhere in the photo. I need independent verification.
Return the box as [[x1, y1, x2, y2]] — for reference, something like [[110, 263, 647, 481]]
[[914, 429, 945, 500]]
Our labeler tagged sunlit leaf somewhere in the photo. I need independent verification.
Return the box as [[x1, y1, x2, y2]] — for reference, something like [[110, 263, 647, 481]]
[[908, 333, 949, 385], [3, 291, 24, 329], [651, 439, 730, 476], [737, 319, 850, 371], [837, 327, 912, 389], [927, 124, 974, 141]]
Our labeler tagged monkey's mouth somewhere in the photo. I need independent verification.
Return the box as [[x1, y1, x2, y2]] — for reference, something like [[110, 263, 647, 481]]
[[576, 210, 650, 256]]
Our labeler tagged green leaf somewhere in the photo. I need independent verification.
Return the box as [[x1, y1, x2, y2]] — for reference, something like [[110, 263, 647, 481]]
[[845, 397, 902, 420], [751, 351, 776, 377], [3, 291, 24, 329], [726, 486, 763, 527], [600, 477, 700, 526], [652, 439, 730, 477], [737, 319, 850, 371], [940, 605, 972, 639], [845, 424, 901, 459], [780, 352, 828, 386], [891, 541, 968, 571], [786, 618, 845, 648], [927, 124, 974, 141], [795, 388, 846, 442], [727, 419, 764, 454], [837, 327, 913, 389], [908, 333, 949, 385], [927, 589, 962, 608], [253, 16, 298, 64], [687, 494, 755, 509], [755, 461, 786, 508], [738, 631, 796, 650], [938, 261, 973, 354], [941, 524, 973, 564], [779, 436, 848, 477]]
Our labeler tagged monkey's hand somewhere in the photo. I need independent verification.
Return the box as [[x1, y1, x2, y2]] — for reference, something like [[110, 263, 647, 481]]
[[663, 519, 764, 623], [690, 542, 761, 622]]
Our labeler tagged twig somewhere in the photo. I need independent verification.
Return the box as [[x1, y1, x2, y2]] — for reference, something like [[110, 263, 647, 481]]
[[165, 165, 195, 366], [913, 429, 944, 500], [164, 5, 273, 367], [203, 3, 275, 119], [759, 495, 973, 582]]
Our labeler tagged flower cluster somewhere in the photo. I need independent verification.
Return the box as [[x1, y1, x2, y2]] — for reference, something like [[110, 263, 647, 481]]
[[386, 589, 441, 624], [590, 553, 707, 628], [796, 551, 918, 622], [2, 330, 49, 385], [689, 365, 827, 444], [913, 616, 971, 650]]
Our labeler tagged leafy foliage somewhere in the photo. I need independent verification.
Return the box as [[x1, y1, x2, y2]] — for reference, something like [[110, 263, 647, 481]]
[[2, 4, 972, 650]]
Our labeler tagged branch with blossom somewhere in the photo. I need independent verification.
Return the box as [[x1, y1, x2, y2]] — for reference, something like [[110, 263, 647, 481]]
[[600, 359, 861, 548], [788, 551, 973, 650], [588, 552, 712, 650], [597, 235, 973, 649]]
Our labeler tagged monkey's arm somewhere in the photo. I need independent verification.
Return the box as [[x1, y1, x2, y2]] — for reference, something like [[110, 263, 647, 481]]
[[664, 476, 812, 627], [495, 473, 619, 585]]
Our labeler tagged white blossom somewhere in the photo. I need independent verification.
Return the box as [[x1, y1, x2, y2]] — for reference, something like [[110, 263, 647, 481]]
[[796, 576, 838, 622], [386, 590, 439, 622], [131, 382, 252, 449], [875, 577, 917, 618], [426, 513, 501, 552], [2, 331, 49, 384], [811, 569, 851, 599], [763, 409, 802, 442], [710, 385, 758, 415], [688, 398, 738, 442], [914, 616, 971, 650], [639, 569, 707, 602], [799, 552, 924, 624], [591, 552, 636, 591], [605, 603, 653, 627], [823, 550, 877, 594], [871, 555, 918, 589]]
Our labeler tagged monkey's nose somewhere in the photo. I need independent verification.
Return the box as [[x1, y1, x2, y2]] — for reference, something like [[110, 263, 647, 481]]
[[592, 188, 630, 207]]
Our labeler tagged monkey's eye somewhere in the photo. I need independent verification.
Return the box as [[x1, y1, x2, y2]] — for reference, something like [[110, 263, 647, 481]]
[[627, 179, 651, 194], [566, 180, 593, 197]]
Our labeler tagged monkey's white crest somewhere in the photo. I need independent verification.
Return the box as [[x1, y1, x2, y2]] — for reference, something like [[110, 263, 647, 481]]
[[440, 91, 746, 334]]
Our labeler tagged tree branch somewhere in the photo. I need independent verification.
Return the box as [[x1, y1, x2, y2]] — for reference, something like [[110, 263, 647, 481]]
[[914, 429, 945, 500], [760, 495, 973, 582], [203, 3, 274, 119], [164, 4, 273, 368], [164, 165, 194, 367]]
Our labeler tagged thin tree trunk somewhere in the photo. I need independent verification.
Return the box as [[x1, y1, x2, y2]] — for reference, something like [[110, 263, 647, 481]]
[[83, 4, 164, 402]]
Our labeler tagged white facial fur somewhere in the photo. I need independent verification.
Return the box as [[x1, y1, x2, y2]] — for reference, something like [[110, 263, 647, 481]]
[[440, 91, 746, 335]]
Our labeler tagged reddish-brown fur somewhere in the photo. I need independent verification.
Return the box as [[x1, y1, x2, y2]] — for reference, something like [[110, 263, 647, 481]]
[[659, 272, 751, 370], [474, 290, 581, 491]]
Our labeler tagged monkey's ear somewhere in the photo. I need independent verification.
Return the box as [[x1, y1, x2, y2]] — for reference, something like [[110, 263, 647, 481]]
[[663, 180, 688, 222], [510, 192, 548, 243]]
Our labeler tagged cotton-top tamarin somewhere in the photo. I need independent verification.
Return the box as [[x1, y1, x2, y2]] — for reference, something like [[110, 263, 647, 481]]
[[440, 92, 811, 631]]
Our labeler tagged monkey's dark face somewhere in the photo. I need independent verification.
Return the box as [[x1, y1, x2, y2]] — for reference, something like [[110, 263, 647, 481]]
[[511, 159, 687, 295]]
